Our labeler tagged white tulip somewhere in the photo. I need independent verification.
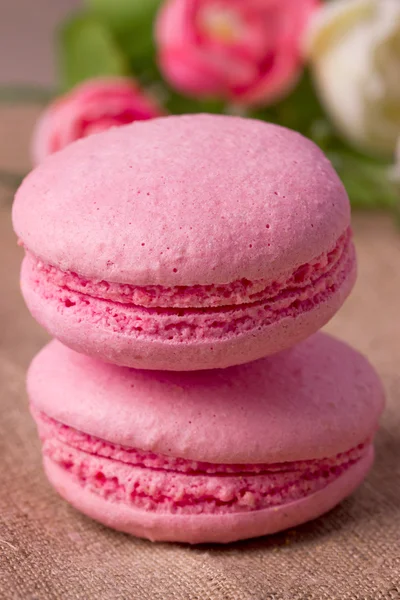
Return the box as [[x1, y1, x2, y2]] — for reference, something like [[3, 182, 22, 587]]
[[306, 0, 400, 156]]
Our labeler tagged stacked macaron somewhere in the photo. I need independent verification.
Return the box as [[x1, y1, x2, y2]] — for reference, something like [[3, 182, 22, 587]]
[[13, 114, 384, 544]]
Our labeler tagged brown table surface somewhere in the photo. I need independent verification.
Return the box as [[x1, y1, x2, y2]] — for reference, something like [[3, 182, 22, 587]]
[[0, 105, 399, 600]]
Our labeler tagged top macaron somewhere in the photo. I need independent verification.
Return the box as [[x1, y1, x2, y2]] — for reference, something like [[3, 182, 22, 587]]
[[13, 114, 356, 371]]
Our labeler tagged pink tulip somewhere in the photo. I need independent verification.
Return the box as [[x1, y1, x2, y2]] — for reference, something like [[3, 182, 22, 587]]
[[156, 0, 320, 107], [32, 78, 164, 164]]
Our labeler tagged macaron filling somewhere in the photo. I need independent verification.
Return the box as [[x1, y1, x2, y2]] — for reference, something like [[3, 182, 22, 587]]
[[35, 410, 370, 516], [22, 228, 354, 342]]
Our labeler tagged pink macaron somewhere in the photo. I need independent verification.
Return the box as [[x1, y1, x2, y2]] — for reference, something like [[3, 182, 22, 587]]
[[14, 114, 355, 371], [28, 333, 384, 544]]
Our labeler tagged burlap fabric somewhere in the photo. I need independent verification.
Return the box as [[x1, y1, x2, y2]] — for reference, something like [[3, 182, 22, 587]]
[[0, 105, 399, 600]]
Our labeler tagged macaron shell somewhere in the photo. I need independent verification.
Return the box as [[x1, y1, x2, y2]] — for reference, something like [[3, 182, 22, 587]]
[[21, 248, 356, 371], [43, 447, 373, 544], [28, 333, 384, 465], [13, 114, 350, 286]]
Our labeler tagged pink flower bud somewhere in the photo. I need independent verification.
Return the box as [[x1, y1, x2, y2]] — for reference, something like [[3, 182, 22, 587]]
[[32, 78, 164, 164], [156, 0, 320, 107]]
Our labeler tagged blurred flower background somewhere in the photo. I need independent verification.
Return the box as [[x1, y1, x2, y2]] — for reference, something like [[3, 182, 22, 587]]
[[1, 0, 400, 213], [32, 77, 163, 164]]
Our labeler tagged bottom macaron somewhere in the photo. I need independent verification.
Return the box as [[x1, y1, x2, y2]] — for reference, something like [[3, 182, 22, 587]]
[[42, 448, 373, 544], [28, 334, 384, 544]]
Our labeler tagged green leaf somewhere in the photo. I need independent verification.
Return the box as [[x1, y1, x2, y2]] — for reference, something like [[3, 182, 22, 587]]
[[165, 88, 226, 115], [86, 0, 161, 64], [86, 0, 161, 35], [120, 27, 156, 64], [59, 13, 128, 90], [327, 150, 398, 210]]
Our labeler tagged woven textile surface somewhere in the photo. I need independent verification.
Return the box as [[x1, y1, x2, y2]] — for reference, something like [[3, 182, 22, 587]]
[[0, 105, 399, 600]]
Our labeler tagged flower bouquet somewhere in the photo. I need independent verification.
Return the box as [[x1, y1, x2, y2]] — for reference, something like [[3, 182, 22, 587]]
[[22, 0, 400, 210]]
